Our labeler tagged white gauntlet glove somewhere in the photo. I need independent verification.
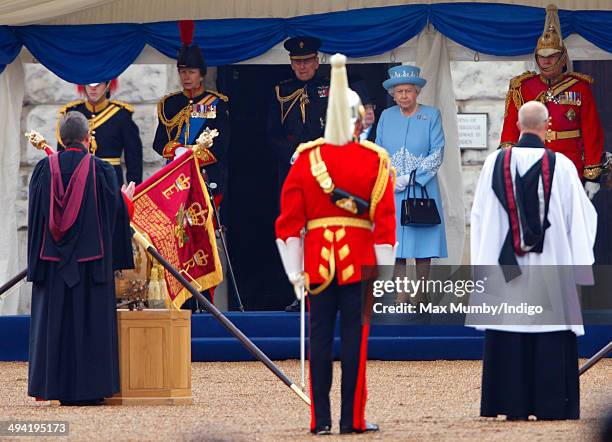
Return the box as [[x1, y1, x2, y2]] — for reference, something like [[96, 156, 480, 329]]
[[276, 237, 305, 300], [394, 175, 411, 193], [173, 146, 189, 159], [584, 181, 600, 200], [374, 243, 398, 282]]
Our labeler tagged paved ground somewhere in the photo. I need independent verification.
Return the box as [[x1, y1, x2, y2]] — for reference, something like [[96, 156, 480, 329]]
[[0, 359, 610, 441]]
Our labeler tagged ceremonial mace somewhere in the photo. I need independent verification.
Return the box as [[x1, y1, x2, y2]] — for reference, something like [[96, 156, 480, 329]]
[[193, 129, 244, 312], [1, 130, 311, 406]]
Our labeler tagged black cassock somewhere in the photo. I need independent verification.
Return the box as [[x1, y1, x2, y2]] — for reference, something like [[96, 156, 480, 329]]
[[27, 146, 133, 402]]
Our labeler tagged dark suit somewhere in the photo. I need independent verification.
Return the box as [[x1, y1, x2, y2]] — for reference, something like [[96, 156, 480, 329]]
[[57, 99, 143, 185], [267, 76, 328, 191]]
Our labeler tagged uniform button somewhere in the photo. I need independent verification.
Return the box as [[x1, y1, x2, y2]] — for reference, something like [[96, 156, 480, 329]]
[[92, 130, 96, 135], [189, 100, 193, 104], [92, 114, 96, 117]]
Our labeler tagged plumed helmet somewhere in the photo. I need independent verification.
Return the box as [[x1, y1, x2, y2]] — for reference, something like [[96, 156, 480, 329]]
[[324, 54, 363, 146], [177, 20, 207, 76], [536, 4, 565, 57]]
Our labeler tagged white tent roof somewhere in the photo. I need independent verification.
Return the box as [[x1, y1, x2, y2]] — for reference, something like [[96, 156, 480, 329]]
[[2, 0, 611, 25], [10, 0, 612, 63]]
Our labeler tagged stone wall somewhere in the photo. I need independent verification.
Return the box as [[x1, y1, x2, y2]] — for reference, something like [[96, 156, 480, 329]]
[[452, 60, 536, 222]]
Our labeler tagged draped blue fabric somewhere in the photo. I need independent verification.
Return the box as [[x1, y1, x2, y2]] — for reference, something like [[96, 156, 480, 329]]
[[572, 10, 612, 53], [143, 18, 286, 66], [430, 3, 573, 56], [0, 26, 22, 72], [0, 3, 610, 79], [14, 24, 145, 84], [287, 5, 428, 57]]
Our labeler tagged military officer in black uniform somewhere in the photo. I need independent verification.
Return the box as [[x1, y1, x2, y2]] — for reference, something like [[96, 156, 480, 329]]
[[57, 79, 143, 185], [153, 21, 230, 311], [268, 36, 329, 191], [267, 36, 329, 312], [152, 24, 230, 198]]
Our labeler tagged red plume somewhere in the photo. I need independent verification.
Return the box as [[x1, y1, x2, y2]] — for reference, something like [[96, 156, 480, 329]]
[[108, 78, 118, 94], [179, 20, 195, 46]]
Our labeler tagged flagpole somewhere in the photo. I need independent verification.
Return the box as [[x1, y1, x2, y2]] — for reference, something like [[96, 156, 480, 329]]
[[0, 269, 27, 299], [131, 228, 310, 406], [579, 341, 612, 376]]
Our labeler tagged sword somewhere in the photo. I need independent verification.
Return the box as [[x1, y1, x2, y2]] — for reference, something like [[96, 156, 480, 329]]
[[202, 175, 245, 312], [299, 285, 306, 391]]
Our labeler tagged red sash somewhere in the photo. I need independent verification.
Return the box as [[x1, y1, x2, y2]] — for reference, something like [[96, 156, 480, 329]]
[[48, 152, 92, 243]]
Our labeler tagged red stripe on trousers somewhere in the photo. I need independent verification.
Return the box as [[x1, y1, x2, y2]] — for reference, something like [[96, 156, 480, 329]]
[[307, 296, 316, 431], [352, 322, 370, 430]]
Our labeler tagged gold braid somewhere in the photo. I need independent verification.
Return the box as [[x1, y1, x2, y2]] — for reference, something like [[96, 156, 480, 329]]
[[157, 99, 191, 145], [275, 85, 309, 124]]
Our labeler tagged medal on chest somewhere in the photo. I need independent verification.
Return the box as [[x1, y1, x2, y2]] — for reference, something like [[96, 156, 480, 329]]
[[191, 104, 217, 119], [317, 85, 329, 98]]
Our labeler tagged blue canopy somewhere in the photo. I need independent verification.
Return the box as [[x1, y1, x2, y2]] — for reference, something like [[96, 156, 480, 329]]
[[1, 3, 610, 82]]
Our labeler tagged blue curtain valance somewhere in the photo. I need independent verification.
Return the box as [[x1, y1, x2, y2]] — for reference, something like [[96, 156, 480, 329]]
[[0, 3, 610, 82]]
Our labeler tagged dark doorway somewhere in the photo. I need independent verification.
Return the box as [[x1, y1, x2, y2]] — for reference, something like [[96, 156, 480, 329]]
[[217, 63, 393, 310]]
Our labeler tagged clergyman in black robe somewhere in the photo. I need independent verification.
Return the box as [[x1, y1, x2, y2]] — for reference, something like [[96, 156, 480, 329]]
[[27, 111, 134, 405]]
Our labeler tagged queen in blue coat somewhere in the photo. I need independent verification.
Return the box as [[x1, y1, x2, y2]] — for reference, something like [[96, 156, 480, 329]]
[[375, 65, 447, 270]]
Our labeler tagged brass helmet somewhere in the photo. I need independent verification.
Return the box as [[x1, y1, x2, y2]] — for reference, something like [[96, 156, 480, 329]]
[[535, 4, 568, 71]]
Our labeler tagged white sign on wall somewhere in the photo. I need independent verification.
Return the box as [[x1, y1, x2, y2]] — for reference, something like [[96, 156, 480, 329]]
[[457, 113, 488, 149]]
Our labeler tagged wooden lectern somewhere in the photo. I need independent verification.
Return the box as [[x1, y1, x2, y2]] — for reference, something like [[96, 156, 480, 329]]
[[106, 309, 193, 405]]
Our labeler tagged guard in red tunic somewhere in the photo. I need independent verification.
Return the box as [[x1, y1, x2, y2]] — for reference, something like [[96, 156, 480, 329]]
[[499, 4, 604, 198], [275, 54, 397, 435]]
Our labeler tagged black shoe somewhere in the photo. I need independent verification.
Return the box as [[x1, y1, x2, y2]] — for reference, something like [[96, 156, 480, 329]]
[[311, 425, 332, 436], [60, 398, 105, 406], [340, 422, 379, 434], [506, 415, 528, 421], [285, 299, 300, 312]]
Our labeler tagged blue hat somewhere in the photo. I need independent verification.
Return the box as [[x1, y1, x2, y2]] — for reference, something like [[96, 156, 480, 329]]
[[382, 65, 426, 92]]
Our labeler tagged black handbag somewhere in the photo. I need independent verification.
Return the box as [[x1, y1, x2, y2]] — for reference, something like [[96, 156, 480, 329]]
[[400, 170, 441, 226]]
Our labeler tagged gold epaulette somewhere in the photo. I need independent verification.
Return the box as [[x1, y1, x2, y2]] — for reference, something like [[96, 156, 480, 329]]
[[295, 138, 326, 155], [158, 90, 182, 104], [58, 99, 85, 115], [509, 71, 537, 89], [206, 90, 229, 102], [567, 72, 593, 84], [110, 99, 134, 113], [359, 140, 389, 160], [505, 71, 536, 117]]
